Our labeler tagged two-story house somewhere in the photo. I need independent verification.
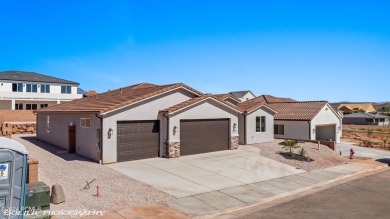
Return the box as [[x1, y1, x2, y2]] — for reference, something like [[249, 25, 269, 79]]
[[0, 71, 82, 110]]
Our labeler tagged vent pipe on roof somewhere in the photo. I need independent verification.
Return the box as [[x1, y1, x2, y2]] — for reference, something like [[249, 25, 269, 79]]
[[120, 88, 123, 93]]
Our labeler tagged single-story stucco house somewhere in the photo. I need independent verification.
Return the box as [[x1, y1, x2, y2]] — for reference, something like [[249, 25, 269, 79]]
[[244, 95, 343, 143], [35, 83, 245, 164], [343, 113, 389, 126]]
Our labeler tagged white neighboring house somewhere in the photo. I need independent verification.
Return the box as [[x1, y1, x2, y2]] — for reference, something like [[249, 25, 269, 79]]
[[245, 95, 343, 143], [229, 91, 256, 102], [0, 71, 82, 110]]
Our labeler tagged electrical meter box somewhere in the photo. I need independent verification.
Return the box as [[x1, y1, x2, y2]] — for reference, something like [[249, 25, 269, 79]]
[[0, 137, 28, 219]]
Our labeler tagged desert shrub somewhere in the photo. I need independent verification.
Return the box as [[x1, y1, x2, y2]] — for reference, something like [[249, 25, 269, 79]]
[[298, 146, 307, 157], [283, 140, 299, 157]]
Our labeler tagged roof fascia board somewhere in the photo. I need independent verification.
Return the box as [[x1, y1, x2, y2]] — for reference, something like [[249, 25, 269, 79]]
[[167, 97, 242, 116], [100, 86, 202, 115]]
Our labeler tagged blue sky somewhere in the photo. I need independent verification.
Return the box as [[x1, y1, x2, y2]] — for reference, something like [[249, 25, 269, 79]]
[[1, 1, 389, 102]]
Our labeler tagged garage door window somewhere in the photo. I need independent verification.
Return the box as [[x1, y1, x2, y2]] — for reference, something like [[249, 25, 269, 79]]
[[274, 124, 284, 135], [256, 116, 266, 132]]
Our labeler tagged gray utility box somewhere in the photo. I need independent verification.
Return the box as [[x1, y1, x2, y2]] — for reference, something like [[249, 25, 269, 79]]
[[0, 137, 28, 219], [25, 182, 50, 210]]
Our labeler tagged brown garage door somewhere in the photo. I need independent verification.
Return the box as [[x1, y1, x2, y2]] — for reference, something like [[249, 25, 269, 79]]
[[117, 120, 159, 162], [180, 119, 229, 156]]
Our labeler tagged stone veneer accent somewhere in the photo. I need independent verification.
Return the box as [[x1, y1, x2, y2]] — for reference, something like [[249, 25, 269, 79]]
[[231, 136, 239, 149], [165, 142, 180, 158]]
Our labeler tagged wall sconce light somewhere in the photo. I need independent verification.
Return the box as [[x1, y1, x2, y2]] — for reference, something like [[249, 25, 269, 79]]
[[108, 128, 113, 139], [313, 128, 316, 134], [1, 83, 3, 86], [69, 122, 73, 126], [337, 126, 341, 131], [173, 126, 178, 135], [233, 123, 237, 132]]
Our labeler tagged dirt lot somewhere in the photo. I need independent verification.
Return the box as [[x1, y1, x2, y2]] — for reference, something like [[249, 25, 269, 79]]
[[12, 134, 172, 218], [254, 140, 351, 171], [343, 125, 390, 150]]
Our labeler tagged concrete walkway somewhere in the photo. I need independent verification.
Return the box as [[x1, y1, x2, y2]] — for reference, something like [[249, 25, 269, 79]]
[[86, 159, 387, 219], [337, 141, 390, 159], [108, 146, 305, 198]]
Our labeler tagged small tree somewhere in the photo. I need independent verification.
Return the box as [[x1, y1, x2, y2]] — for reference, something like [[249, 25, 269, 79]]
[[367, 129, 374, 141], [283, 140, 299, 157]]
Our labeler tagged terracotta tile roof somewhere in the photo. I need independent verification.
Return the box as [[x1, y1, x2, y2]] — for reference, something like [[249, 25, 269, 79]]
[[237, 102, 277, 114], [161, 94, 242, 114], [35, 83, 203, 114], [248, 95, 297, 104], [213, 93, 241, 103], [269, 101, 328, 121]]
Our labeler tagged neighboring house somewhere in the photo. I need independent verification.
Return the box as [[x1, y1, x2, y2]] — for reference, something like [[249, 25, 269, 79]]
[[229, 90, 256, 102], [236, 101, 277, 144], [35, 83, 242, 164], [0, 71, 82, 110], [245, 95, 343, 143], [337, 103, 376, 115], [343, 113, 389, 126]]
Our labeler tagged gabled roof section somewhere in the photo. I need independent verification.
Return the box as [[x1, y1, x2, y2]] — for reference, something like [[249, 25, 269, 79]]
[[237, 102, 277, 114], [229, 90, 256, 98], [213, 93, 241, 103], [161, 94, 242, 114], [35, 83, 203, 114], [0, 70, 79, 85], [269, 101, 329, 121], [248, 94, 297, 104]]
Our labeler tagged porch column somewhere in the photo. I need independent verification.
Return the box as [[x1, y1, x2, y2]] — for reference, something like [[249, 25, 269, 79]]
[[11, 99, 15, 110]]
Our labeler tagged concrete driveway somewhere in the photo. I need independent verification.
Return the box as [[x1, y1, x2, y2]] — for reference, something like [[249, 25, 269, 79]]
[[108, 146, 305, 198], [337, 141, 390, 159]]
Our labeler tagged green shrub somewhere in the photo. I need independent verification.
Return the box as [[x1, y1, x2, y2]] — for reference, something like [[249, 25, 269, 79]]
[[283, 140, 299, 157], [298, 146, 307, 156]]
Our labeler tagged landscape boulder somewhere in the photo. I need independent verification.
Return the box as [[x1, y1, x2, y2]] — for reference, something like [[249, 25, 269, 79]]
[[50, 184, 65, 204]]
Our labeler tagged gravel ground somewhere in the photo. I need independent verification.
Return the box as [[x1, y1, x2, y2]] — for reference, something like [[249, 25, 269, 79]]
[[254, 140, 352, 171], [12, 134, 172, 218]]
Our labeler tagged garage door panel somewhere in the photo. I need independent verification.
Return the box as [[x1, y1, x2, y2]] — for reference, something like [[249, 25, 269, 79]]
[[180, 119, 229, 156], [117, 120, 159, 162], [316, 125, 336, 141]]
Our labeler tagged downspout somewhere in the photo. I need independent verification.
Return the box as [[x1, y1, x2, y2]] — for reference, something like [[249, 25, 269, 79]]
[[308, 121, 311, 140], [33, 111, 38, 139], [162, 112, 169, 158], [95, 113, 104, 164], [243, 114, 247, 145]]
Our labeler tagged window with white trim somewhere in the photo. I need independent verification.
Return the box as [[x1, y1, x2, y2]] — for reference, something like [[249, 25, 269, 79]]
[[256, 116, 266, 132]]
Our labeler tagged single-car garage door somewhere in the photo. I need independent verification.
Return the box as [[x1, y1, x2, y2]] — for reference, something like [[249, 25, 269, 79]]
[[117, 120, 159, 162], [180, 119, 229, 156], [316, 124, 336, 141]]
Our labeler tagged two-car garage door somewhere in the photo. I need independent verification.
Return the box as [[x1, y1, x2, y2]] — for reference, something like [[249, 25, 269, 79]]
[[116, 119, 230, 162]]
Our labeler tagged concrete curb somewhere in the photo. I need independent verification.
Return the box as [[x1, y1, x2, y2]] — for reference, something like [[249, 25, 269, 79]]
[[192, 159, 388, 218]]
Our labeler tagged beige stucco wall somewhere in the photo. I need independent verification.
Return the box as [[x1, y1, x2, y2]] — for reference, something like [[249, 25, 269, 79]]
[[311, 104, 342, 143], [274, 120, 310, 140], [0, 100, 12, 110], [37, 112, 101, 161], [244, 107, 275, 144], [167, 99, 240, 144], [101, 88, 197, 164]]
